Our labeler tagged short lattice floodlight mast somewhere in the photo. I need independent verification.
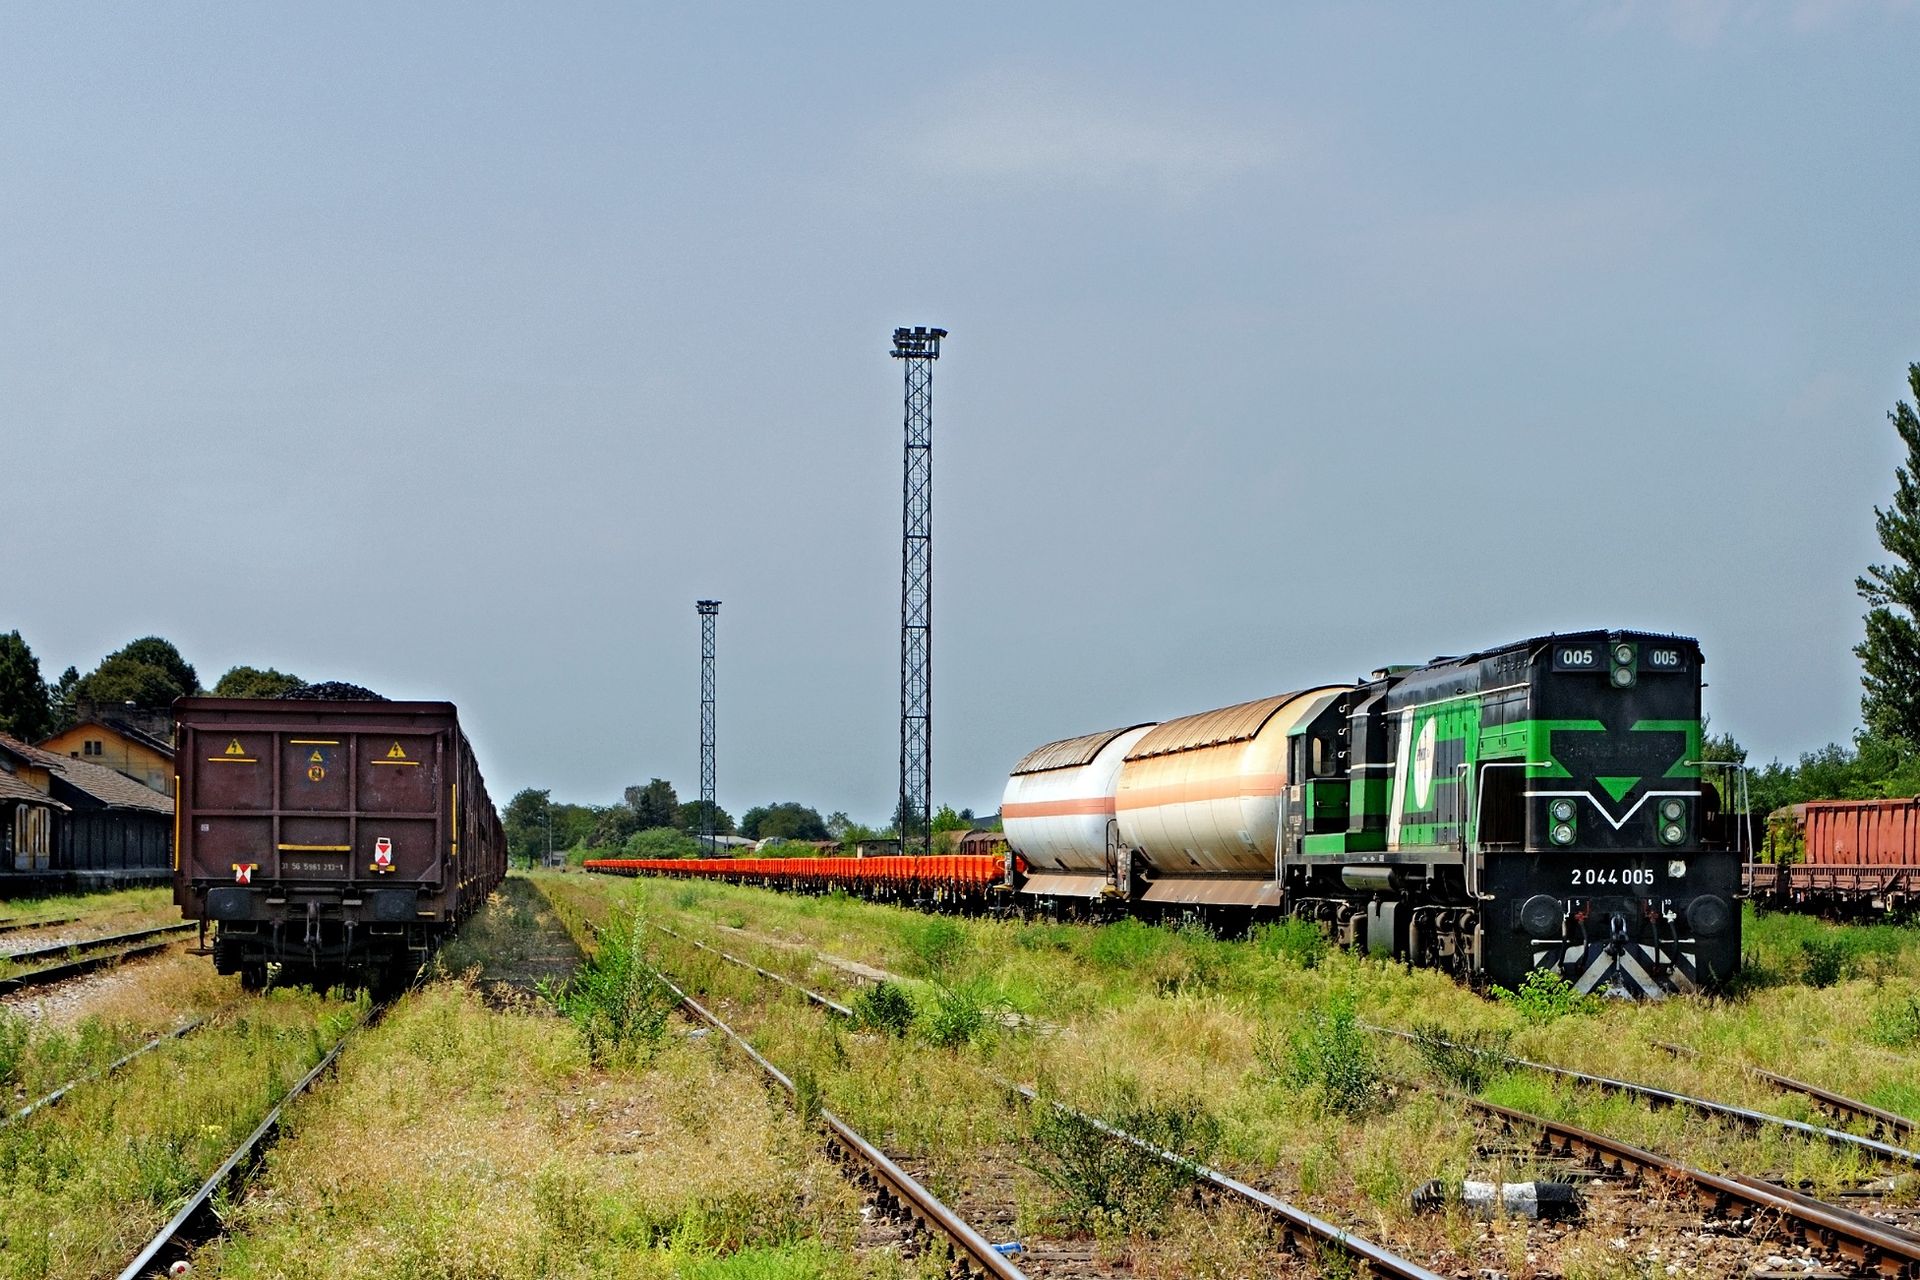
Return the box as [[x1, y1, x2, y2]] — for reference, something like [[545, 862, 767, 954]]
[[696, 600, 721, 856], [891, 326, 945, 857]]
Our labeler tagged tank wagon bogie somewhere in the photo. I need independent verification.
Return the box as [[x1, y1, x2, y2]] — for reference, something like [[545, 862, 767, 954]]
[[172, 697, 505, 991]]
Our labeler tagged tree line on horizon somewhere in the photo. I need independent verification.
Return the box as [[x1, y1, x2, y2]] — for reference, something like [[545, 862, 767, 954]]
[[0, 631, 303, 742]]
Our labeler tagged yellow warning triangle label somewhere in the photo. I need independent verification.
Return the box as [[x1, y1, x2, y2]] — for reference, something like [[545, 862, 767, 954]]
[[309, 750, 324, 764], [386, 742, 408, 760], [224, 739, 246, 757]]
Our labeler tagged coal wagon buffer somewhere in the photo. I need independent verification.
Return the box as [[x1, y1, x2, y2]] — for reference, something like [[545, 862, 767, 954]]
[[172, 696, 505, 990]]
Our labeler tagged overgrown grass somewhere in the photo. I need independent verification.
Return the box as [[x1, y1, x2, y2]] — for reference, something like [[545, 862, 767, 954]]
[[0, 885, 172, 926], [0, 988, 361, 1280], [539, 870, 1920, 1275], [207, 980, 929, 1280]]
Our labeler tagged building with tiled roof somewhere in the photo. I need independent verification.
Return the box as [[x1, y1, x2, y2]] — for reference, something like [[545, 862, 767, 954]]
[[0, 732, 172, 882], [38, 715, 174, 795]]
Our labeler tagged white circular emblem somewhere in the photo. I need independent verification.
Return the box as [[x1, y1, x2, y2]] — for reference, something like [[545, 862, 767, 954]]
[[1412, 717, 1437, 810]]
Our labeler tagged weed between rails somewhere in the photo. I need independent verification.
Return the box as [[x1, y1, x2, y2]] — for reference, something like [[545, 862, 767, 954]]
[[543, 908, 679, 1066], [1026, 1085, 1222, 1236]]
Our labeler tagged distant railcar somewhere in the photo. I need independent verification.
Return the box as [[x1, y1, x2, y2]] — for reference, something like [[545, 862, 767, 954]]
[[1749, 799, 1920, 917], [172, 697, 505, 990]]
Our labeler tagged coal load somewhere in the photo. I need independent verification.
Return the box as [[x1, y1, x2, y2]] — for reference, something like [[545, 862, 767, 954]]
[[280, 681, 388, 702]]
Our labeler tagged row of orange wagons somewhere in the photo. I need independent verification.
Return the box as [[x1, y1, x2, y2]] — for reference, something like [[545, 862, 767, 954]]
[[583, 853, 1008, 904]]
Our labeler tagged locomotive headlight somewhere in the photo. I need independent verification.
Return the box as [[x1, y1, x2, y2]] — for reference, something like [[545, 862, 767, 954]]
[[1612, 642, 1635, 665], [1551, 823, 1576, 845], [1661, 822, 1685, 845], [1659, 799, 1685, 822], [1550, 799, 1576, 822], [1611, 666, 1635, 687]]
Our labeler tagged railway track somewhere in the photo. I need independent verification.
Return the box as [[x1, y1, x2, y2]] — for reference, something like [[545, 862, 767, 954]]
[[6, 1016, 206, 1126], [0, 937, 183, 996], [1654, 1039, 1917, 1144], [647, 920, 1443, 1279], [2, 921, 194, 966], [116, 997, 391, 1280], [647, 965, 1030, 1280], [0, 913, 81, 937], [1470, 1095, 1920, 1277], [1370, 1024, 1920, 1170]]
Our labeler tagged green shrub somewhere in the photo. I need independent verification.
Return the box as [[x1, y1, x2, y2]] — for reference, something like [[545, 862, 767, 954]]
[[849, 981, 916, 1037], [1028, 1087, 1221, 1235], [1801, 936, 1859, 989], [1249, 917, 1327, 968], [1492, 968, 1601, 1024], [1285, 992, 1381, 1117], [544, 911, 678, 1065], [1410, 1021, 1512, 1092], [919, 982, 990, 1049], [1869, 992, 1920, 1047], [624, 826, 702, 859]]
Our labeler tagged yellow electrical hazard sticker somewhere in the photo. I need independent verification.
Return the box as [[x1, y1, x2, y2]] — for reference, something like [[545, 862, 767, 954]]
[[225, 739, 246, 757], [386, 742, 408, 760], [309, 750, 324, 764]]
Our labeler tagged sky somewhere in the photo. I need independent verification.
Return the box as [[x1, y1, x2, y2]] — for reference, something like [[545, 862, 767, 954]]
[[4, 1, 1918, 823]]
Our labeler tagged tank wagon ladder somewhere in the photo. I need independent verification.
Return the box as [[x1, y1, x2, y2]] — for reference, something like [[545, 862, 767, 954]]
[[648, 919, 1444, 1279]]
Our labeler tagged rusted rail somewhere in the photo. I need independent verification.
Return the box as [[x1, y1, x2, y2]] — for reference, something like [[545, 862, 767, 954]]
[[1654, 1040, 1916, 1144], [0, 939, 176, 995], [646, 966, 1028, 1280], [118, 997, 392, 1279], [652, 922, 1443, 1280], [1471, 1096, 1920, 1277], [0, 913, 81, 937], [3, 922, 194, 966], [1371, 1024, 1920, 1169], [7, 1017, 206, 1126]]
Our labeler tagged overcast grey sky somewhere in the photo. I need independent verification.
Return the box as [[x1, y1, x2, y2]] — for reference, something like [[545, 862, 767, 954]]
[[4, 2, 1917, 822]]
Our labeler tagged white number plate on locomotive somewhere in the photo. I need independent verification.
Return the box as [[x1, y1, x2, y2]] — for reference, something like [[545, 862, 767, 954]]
[[1569, 866, 1656, 887]]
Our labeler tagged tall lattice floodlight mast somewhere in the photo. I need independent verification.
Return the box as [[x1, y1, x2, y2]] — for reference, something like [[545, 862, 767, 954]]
[[696, 599, 721, 855], [891, 326, 945, 856]]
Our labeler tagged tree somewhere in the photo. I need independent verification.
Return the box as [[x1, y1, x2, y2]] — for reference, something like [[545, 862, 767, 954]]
[[625, 827, 702, 858], [676, 799, 736, 836], [73, 652, 187, 709], [930, 804, 971, 852], [503, 788, 554, 864], [825, 810, 854, 839], [211, 665, 305, 698], [0, 631, 52, 741], [46, 666, 79, 734], [73, 636, 198, 710], [739, 802, 830, 841], [1858, 362, 1920, 744], [623, 778, 680, 830]]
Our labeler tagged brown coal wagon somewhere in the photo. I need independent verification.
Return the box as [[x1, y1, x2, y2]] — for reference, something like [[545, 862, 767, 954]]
[[172, 696, 505, 990]]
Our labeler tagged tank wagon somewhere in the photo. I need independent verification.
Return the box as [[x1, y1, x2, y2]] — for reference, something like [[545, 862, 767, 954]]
[[172, 696, 504, 990], [1003, 630, 1740, 997], [1750, 799, 1920, 918]]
